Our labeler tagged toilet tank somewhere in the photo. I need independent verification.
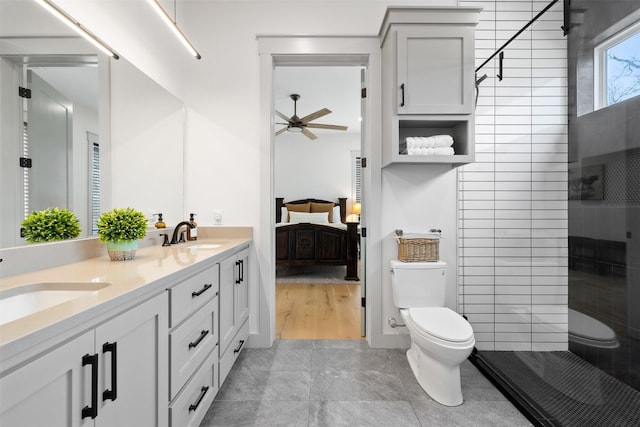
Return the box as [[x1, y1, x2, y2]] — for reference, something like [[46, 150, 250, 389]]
[[390, 260, 447, 308]]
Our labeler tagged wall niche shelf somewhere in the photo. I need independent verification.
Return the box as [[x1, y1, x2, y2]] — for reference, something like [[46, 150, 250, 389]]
[[379, 6, 480, 167], [393, 116, 475, 165]]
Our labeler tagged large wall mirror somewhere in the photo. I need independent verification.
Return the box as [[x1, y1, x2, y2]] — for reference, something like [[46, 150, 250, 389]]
[[0, 0, 185, 249]]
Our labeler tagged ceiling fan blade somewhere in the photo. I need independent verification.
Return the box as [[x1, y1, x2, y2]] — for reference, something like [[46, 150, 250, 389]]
[[300, 108, 331, 123], [306, 123, 348, 131], [275, 110, 292, 122], [301, 127, 318, 140], [275, 127, 288, 136]]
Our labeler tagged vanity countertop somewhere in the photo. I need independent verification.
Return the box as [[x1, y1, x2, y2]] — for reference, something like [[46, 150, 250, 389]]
[[0, 228, 252, 363]]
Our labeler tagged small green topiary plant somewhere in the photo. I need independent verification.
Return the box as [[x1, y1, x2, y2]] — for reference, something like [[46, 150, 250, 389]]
[[97, 207, 147, 243], [21, 207, 82, 243]]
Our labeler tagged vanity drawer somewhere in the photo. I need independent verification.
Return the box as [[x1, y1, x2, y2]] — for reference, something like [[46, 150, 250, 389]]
[[170, 264, 219, 327], [219, 318, 249, 388], [169, 349, 218, 427], [170, 298, 218, 399]]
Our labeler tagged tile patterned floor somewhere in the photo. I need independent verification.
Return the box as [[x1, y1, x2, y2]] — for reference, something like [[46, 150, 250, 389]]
[[200, 340, 533, 426]]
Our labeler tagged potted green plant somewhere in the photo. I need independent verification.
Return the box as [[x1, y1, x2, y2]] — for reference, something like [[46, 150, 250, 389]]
[[21, 207, 82, 243], [97, 207, 147, 261]]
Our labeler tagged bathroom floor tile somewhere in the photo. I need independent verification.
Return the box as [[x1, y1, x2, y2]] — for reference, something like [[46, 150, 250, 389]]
[[200, 340, 531, 427], [308, 400, 421, 427], [201, 401, 309, 427]]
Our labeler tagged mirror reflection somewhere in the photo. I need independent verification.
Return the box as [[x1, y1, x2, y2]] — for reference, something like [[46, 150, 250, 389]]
[[0, 1, 185, 249], [0, 54, 100, 248]]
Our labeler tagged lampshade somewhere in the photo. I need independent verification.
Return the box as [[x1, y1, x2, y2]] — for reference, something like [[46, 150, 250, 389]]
[[352, 202, 361, 215]]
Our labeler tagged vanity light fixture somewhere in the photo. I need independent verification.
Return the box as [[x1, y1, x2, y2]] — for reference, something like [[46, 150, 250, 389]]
[[146, 0, 202, 60], [34, 0, 119, 59]]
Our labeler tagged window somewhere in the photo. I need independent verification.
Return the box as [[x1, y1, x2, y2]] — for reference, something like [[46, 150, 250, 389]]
[[88, 133, 100, 235], [595, 22, 640, 109], [351, 151, 361, 203]]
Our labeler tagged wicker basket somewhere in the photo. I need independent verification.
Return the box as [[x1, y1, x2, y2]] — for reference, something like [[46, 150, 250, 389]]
[[395, 230, 439, 262]]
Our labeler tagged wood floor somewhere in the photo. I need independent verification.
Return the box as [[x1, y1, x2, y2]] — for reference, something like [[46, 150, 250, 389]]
[[276, 283, 362, 340]]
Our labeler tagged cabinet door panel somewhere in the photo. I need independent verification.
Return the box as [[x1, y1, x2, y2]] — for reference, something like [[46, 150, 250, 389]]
[[95, 293, 168, 427], [0, 331, 93, 427], [218, 255, 237, 354], [236, 248, 250, 326], [397, 27, 474, 114]]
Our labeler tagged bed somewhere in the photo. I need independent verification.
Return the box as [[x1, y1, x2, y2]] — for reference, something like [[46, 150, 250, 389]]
[[275, 197, 359, 281]]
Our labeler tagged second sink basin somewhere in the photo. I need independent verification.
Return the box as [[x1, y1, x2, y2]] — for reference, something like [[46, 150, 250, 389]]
[[187, 243, 223, 250], [0, 282, 111, 326]]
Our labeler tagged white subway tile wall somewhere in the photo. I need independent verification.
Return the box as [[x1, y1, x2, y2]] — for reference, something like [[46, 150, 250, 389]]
[[459, 0, 568, 351]]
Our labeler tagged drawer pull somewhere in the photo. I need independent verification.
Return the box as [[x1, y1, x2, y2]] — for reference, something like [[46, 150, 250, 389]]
[[81, 353, 99, 419], [233, 339, 245, 354], [192, 283, 212, 298], [188, 386, 209, 412], [188, 330, 209, 349], [102, 341, 117, 401]]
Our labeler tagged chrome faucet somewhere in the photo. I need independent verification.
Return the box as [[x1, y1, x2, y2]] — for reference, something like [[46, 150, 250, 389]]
[[170, 221, 195, 245]]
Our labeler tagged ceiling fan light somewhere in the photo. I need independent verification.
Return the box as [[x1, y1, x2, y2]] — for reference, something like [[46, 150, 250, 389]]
[[287, 126, 303, 133]]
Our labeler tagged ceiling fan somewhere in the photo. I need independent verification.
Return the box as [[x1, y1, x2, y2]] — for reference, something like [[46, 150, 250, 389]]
[[275, 94, 348, 140]]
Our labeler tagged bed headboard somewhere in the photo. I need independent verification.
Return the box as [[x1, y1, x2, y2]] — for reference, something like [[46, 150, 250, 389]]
[[276, 197, 347, 223]]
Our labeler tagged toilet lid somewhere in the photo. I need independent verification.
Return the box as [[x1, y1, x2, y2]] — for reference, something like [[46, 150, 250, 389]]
[[408, 307, 474, 342]]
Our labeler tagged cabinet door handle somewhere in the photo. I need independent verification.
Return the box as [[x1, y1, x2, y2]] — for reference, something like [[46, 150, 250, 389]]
[[235, 261, 241, 284], [192, 283, 212, 298], [81, 353, 99, 419], [400, 83, 405, 107], [239, 259, 244, 283], [188, 386, 209, 412], [188, 329, 209, 349], [102, 341, 117, 401], [233, 339, 245, 354]]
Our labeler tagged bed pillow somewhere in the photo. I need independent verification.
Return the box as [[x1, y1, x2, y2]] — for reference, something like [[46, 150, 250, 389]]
[[332, 205, 341, 223], [288, 211, 329, 224], [280, 207, 289, 223], [285, 202, 310, 221], [310, 202, 335, 223]]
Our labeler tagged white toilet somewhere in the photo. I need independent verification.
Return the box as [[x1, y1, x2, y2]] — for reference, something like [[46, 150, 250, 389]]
[[390, 260, 475, 406]]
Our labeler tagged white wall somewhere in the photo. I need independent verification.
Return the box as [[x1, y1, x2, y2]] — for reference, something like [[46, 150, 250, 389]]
[[275, 132, 360, 205]]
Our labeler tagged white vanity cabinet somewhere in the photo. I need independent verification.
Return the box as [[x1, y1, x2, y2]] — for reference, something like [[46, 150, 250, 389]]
[[168, 263, 219, 427], [0, 292, 168, 427], [218, 246, 250, 385], [379, 7, 480, 166]]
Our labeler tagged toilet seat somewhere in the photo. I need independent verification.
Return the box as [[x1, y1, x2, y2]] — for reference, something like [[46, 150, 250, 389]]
[[407, 307, 474, 343]]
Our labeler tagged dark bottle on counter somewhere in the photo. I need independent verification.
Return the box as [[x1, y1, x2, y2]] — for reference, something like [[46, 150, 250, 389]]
[[187, 213, 198, 241]]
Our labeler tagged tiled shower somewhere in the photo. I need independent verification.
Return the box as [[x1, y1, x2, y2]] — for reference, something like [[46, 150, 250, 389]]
[[458, 0, 569, 352], [457, 0, 639, 424]]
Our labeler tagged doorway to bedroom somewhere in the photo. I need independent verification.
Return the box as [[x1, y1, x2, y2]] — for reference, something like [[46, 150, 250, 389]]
[[273, 65, 364, 339]]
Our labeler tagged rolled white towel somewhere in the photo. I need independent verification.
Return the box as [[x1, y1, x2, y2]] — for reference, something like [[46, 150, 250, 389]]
[[406, 135, 454, 148], [406, 146, 455, 156]]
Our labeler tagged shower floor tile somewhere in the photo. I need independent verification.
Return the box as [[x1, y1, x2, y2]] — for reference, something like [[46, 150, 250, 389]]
[[473, 351, 640, 427]]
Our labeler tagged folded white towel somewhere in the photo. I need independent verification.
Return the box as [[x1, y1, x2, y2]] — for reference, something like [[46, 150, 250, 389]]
[[406, 135, 454, 149], [407, 147, 455, 156]]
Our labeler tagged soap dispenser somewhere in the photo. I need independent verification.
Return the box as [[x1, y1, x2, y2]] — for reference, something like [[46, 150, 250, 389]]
[[155, 213, 166, 229], [187, 213, 198, 241]]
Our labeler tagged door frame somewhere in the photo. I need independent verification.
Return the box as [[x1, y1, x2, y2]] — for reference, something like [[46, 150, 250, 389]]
[[256, 36, 382, 348]]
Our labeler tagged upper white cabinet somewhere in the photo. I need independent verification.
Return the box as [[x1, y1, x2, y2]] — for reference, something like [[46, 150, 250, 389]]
[[396, 26, 475, 115], [379, 7, 480, 166]]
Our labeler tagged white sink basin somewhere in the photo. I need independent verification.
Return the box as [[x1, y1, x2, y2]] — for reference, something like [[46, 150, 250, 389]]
[[187, 243, 223, 250], [0, 282, 111, 326]]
